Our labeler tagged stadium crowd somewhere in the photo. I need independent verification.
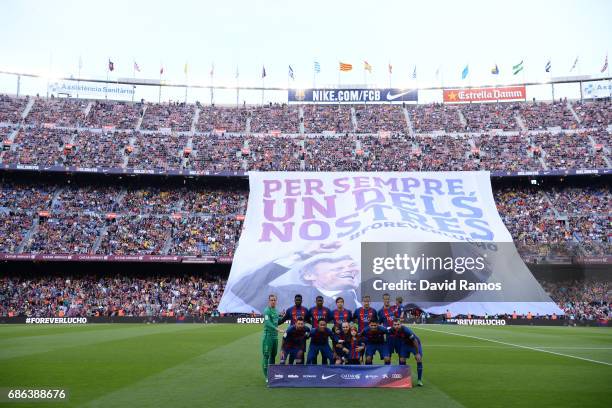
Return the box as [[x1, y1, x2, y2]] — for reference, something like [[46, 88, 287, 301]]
[[0, 180, 608, 258], [540, 280, 611, 321], [2, 127, 607, 172], [0, 275, 608, 321], [0, 95, 609, 173], [0, 181, 248, 256], [0, 95, 609, 135], [0, 275, 226, 318]]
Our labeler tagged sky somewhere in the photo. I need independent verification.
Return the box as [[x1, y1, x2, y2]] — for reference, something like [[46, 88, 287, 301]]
[[0, 0, 610, 103]]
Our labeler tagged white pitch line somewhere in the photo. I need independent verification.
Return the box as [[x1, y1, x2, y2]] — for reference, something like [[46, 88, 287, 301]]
[[426, 344, 612, 350], [418, 327, 612, 367]]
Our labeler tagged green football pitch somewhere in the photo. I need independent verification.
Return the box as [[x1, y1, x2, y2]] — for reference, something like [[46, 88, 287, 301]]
[[0, 324, 610, 407]]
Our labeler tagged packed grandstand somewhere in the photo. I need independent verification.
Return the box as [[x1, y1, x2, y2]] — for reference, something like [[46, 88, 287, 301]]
[[0, 94, 610, 321]]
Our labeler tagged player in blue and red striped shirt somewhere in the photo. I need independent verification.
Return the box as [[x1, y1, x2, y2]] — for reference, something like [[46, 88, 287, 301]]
[[377, 293, 395, 328], [278, 294, 310, 326], [308, 296, 332, 327], [280, 317, 310, 364], [390, 319, 424, 386], [390, 296, 405, 321], [331, 297, 353, 329], [279, 294, 310, 364], [307, 318, 335, 364], [353, 295, 377, 333], [361, 319, 391, 365]]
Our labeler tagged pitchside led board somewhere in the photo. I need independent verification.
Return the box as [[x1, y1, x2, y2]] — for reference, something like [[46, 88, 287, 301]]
[[288, 88, 418, 103], [218, 172, 562, 316]]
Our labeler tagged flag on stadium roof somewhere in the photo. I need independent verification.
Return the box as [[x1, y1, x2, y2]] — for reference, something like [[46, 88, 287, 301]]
[[364, 61, 372, 73], [78, 56, 83, 70], [512, 60, 524, 75], [288, 65, 295, 80], [601, 54, 608, 73], [545, 60, 551, 73], [461, 65, 469, 79], [412, 66, 417, 79], [491, 64, 499, 75], [262, 65, 266, 78], [435, 67, 440, 78], [210, 63, 215, 77], [570, 56, 578, 72], [160, 65, 164, 75], [314, 61, 321, 73], [184, 63, 188, 75], [108, 59, 114, 72], [339, 62, 352, 71], [388, 63, 392, 74], [134, 61, 140, 73], [235, 66, 239, 79]]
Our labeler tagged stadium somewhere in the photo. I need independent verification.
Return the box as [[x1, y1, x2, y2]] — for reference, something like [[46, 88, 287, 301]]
[[0, 0, 610, 407]]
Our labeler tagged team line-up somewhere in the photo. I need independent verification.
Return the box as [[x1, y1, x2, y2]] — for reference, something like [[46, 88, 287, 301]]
[[261, 293, 424, 386]]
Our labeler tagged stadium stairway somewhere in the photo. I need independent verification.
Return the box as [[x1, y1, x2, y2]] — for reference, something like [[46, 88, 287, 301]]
[[123, 136, 137, 168], [541, 191, 561, 219], [191, 106, 200, 134], [161, 223, 175, 255], [183, 135, 193, 169], [21, 97, 35, 120], [245, 116, 251, 133], [135, 106, 147, 131], [83, 101, 94, 119], [16, 217, 39, 254], [403, 107, 415, 136], [567, 101, 581, 125], [515, 114, 528, 131], [241, 139, 249, 170], [50, 188, 63, 210], [538, 155, 549, 170], [350, 107, 358, 132], [457, 108, 467, 128], [92, 225, 107, 253], [298, 106, 305, 134]]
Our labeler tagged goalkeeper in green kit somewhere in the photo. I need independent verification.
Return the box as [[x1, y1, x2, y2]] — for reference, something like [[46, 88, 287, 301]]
[[262, 294, 284, 381]]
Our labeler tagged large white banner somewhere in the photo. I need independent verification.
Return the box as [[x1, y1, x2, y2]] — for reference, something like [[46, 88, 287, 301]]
[[219, 171, 561, 316]]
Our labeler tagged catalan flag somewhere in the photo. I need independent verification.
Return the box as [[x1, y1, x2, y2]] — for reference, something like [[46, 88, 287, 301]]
[[339, 62, 352, 72], [570, 57, 578, 72], [512, 60, 524, 75], [364, 61, 372, 73]]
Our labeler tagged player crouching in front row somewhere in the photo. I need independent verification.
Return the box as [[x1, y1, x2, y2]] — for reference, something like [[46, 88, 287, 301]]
[[362, 319, 391, 365], [306, 318, 335, 364], [280, 317, 309, 364]]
